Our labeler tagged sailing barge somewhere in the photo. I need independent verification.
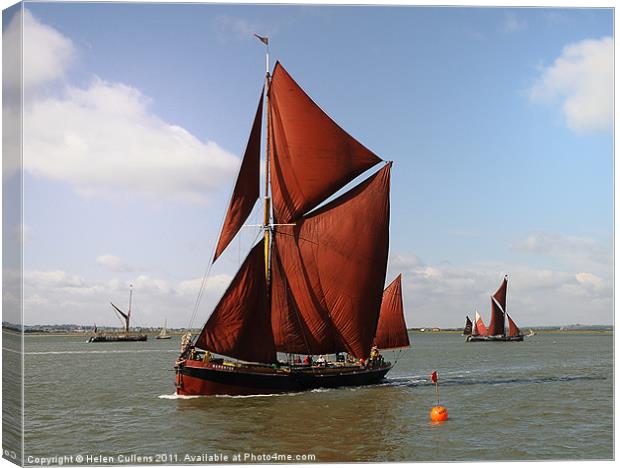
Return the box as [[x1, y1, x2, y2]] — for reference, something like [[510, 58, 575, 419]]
[[465, 275, 524, 342], [89, 285, 147, 342], [175, 54, 410, 396]]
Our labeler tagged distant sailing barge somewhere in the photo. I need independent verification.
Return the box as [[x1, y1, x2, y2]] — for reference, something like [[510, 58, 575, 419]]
[[464, 275, 524, 342], [88, 285, 147, 342], [175, 45, 410, 396]]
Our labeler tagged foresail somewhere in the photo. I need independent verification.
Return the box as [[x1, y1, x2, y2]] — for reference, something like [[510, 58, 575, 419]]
[[271, 164, 391, 359], [506, 313, 521, 337], [373, 274, 410, 350], [268, 62, 382, 223], [196, 242, 276, 363], [213, 89, 264, 262]]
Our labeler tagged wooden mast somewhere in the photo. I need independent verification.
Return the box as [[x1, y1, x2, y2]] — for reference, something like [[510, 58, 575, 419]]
[[259, 36, 272, 286], [127, 284, 133, 332]]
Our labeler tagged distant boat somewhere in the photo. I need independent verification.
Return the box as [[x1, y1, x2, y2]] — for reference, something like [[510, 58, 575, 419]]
[[465, 275, 524, 342], [156, 319, 172, 340], [88, 285, 147, 342], [527, 329, 536, 337]]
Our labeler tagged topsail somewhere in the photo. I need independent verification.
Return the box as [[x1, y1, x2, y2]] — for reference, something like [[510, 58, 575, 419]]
[[268, 63, 382, 223]]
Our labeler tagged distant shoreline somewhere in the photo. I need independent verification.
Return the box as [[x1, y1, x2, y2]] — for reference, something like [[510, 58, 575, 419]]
[[1, 329, 195, 337], [3, 327, 612, 337]]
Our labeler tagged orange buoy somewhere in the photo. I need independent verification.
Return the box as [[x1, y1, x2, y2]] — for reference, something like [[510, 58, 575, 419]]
[[430, 405, 449, 422]]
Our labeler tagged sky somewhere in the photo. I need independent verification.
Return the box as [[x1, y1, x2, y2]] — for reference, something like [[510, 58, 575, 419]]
[[1, 2, 614, 329]]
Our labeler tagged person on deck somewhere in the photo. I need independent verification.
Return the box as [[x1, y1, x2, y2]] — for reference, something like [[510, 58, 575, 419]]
[[303, 355, 312, 366]]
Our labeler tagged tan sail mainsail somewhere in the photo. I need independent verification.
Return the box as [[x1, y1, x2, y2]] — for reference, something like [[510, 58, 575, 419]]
[[271, 164, 391, 359]]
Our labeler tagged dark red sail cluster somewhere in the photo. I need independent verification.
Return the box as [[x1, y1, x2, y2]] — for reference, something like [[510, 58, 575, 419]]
[[468, 275, 522, 339], [197, 63, 408, 363]]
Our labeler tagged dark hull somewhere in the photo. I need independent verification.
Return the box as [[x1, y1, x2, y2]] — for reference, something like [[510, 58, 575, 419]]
[[466, 335, 524, 342], [88, 334, 147, 342], [175, 360, 392, 396]]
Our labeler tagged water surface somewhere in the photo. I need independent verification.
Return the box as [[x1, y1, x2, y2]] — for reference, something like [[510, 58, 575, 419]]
[[12, 331, 614, 463]]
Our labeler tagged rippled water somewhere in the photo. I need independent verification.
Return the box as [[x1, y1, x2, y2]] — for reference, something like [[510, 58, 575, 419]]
[[5, 331, 614, 463]]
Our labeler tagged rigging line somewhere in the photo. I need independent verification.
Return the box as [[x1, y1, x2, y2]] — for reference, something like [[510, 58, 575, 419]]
[[392, 349, 403, 368], [188, 227, 263, 335], [186, 261, 213, 332]]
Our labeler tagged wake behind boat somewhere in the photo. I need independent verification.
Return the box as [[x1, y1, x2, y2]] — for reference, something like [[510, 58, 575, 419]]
[[175, 42, 410, 396], [464, 275, 524, 342]]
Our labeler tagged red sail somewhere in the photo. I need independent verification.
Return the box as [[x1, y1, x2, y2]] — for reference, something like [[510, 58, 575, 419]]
[[212, 89, 264, 262], [373, 274, 410, 350], [196, 243, 276, 363], [493, 275, 508, 312], [271, 164, 391, 359], [487, 297, 505, 336], [506, 313, 521, 337], [268, 62, 382, 223], [473, 311, 487, 336]]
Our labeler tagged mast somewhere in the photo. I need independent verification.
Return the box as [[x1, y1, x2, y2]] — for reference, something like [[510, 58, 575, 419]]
[[264, 43, 272, 286], [504, 276, 508, 337], [127, 284, 133, 332], [256, 34, 272, 287]]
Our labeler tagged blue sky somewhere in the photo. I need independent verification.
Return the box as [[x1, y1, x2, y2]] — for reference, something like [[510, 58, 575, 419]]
[[2, 3, 613, 328]]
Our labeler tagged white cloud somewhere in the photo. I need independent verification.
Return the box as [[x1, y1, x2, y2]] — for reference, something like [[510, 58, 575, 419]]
[[96, 255, 137, 273], [4, 9, 240, 202], [530, 36, 613, 133], [3, 9, 75, 91], [513, 231, 610, 269], [389, 230, 612, 328], [22, 269, 232, 328], [24, 78, 240, 203]]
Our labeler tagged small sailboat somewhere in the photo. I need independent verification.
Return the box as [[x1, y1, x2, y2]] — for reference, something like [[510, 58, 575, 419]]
[[527, 329, 536, 337], [174, 39, 409, 396], [156, 319, 172, 340], [88, 285, 147, 342], [466, 275, 524, 342]]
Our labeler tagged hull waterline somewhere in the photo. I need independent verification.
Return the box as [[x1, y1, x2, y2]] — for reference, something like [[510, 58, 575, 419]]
[[466, 335, 524, 342], [175, 360, 392, 396], [88, 334, 147, 342]]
